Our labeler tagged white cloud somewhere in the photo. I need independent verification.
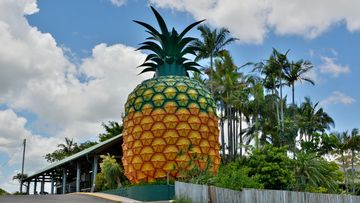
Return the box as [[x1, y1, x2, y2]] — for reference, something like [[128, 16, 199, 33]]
[[320, 91, 355, 106], [150, 0, 269, 44], [0, 109, 61, 192], [109, 0, 126, 7], [150, 0, 360, 43], [319, 56, 350, 77], [0, 0, 151, 192]]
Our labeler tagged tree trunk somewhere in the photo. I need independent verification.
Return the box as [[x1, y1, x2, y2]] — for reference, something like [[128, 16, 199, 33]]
[[255, 115, 259, 149], [292, 83, 295, 105], [342, 153, 348, 192], [279, 78, 284, 131], [351, 149, 355, 193], [239, 112, 243, 157]]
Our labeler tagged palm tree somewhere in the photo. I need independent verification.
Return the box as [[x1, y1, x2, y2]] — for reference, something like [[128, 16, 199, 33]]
[[246, 76, 265, 149], [99, 121, 123, 142], [283, 60, 314, 105], [211, 51, 241, 158], [333, 131, 351, 192], [12, 173, 28, 183], [252, 49, 290, 131], [298, 97, 334, 142], [193, 25, 237, 93], [57, 137, 79, 155], [294, 152, 340, 193], [348, 128, 360, 193]]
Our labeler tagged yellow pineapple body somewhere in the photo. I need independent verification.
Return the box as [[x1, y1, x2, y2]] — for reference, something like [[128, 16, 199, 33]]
[[122, 76, 220, 183]]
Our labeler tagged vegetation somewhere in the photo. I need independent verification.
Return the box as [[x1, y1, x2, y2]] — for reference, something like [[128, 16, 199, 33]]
[[0, 188, 9, 195], [45, 121, 122, 163], [12, 173, 28, 183], [39, 11, 360, 196], [180, 23, 360, 195], [94, 154, 128, 191]]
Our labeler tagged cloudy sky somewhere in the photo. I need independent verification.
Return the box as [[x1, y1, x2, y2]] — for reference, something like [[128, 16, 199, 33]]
[[0, 0, 359, 192]]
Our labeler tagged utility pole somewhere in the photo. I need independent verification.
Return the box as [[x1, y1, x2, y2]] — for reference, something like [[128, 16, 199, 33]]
[[20, 139, 26, 193]]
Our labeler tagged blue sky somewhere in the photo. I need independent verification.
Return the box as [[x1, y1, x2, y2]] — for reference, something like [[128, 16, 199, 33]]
[[0, 0, 359, 192]]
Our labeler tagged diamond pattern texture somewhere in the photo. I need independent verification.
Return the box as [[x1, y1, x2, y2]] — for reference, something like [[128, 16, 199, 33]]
[[122, 76, 220, 183]]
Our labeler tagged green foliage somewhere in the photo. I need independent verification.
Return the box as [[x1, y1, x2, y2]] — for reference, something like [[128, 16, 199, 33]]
[[12, 173, 28, 183], [99, 121, 123, 142], [94, 172, 108, 192], [99, 154, 127, 190], [0, 188, 9, 195], [45, 138, 97, 163], [294, 152, 342, 193], [206, 162, 263, 190], [174, 196, 193, 203], [45, 121, 121, 163], [247, 145, 295, 190]]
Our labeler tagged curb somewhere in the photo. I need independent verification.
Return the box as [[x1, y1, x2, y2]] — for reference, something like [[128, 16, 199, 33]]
[[73, 192, 141, 203]]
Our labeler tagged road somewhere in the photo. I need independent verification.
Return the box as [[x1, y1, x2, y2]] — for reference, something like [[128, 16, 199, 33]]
[[0, 194, 119, 203]]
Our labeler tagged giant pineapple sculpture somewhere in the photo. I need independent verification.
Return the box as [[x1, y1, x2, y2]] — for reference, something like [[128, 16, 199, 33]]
[[122, 7, 221, 183]]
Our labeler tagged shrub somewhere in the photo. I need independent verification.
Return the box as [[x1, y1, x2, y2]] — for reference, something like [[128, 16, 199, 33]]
[[247, 145, 295, 190]]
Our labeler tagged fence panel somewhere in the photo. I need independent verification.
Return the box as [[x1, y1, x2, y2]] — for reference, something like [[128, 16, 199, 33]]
[[175, 181, 360, 203]]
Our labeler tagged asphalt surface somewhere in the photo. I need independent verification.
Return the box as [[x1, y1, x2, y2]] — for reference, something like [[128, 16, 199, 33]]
[[0, 194, 119, 203]]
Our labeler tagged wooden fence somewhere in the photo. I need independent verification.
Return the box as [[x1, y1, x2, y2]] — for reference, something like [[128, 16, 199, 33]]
[[175, 181, 360, 203]]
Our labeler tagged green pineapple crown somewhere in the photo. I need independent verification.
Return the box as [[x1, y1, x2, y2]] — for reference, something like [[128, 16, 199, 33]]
[[134, 6, 203, 77]]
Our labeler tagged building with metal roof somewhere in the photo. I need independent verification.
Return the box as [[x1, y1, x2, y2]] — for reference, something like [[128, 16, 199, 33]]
[[22, 134, 123, 194]]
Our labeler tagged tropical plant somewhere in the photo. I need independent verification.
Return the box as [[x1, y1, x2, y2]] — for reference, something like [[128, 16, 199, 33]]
[[0, 188, 8, 195], [99, 121, 123, 142], [12, 173, 28, 183], [247, 145, 295, 189], [122, 6, 220, 183], [332, 131, 351, 191], [298, 97, 334, 142], [283, 60, 314, 105], [99, 154, 125, 189], [347, 128, 360, 193], [45, 138, 97, 163], [193, 24, 237, 93], [294, 151, 341, 193]]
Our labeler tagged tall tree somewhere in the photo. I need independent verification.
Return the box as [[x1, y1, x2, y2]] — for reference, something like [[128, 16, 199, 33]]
[[333, 131, 351, 191], [298, 97, 334, 142], [348, 128, 360, 193], [193, 25, 237, 93], [57, 137, 79, 154], [283, 60, 314, 105], [12, 173, 28, 183], [99, 121, 123, 142]]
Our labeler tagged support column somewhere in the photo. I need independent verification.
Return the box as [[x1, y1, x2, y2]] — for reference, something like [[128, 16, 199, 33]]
[[26, 181, 30, 195], [76, 162, 81, 192], [50, 172, 54, 194], [40, 175, 45, 194], [33, 178, 37, 194], [91, 156, 98, 192], [62, 169, 67, 194]]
